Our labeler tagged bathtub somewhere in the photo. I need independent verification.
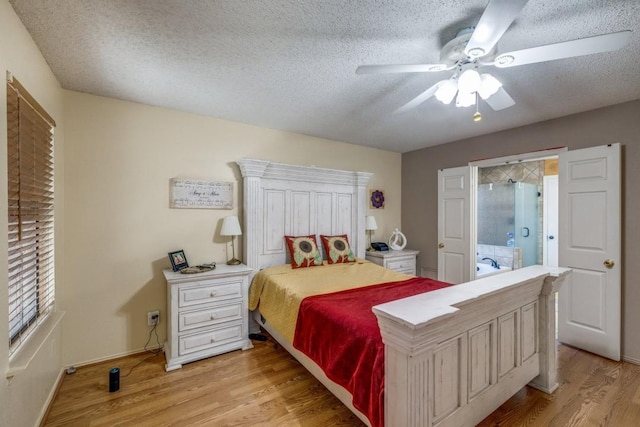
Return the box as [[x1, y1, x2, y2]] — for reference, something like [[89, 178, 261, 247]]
[[476, 262, 512, 278]]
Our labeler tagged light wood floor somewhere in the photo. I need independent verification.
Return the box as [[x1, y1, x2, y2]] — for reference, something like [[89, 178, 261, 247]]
[[43, 338, 640, 426]]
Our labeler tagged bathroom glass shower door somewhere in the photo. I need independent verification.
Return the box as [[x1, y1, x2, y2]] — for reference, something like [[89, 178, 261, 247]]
[[477, 181, 539, 268]]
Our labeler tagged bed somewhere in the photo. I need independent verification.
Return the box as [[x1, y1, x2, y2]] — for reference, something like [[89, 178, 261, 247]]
[[237, 158, 570, 427]]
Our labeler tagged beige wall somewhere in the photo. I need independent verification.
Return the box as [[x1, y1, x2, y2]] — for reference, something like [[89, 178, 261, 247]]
[[61, 90, 402, 365], [402, 100, 640, 361], [1, 1, 66, 426]]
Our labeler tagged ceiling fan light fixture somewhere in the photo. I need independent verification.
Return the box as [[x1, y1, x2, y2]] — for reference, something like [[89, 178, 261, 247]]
[[478, 73, 502, 99], [435, 79, 458, 104], [458, 69, 481, 93], [357, 1, 631, 117]]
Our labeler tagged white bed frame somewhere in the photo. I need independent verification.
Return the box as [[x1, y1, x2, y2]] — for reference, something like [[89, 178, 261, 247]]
[[237, 159, 570, 427]]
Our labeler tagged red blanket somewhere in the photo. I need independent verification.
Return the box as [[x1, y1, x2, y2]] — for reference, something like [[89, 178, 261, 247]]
[[292, 277, 451, 427]]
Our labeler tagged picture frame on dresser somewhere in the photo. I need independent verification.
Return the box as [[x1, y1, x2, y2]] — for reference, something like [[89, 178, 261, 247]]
[[168, 249, 188, 271]]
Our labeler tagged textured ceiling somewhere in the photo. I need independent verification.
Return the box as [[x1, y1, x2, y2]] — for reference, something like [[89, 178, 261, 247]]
[[10, 0, 640, 153]]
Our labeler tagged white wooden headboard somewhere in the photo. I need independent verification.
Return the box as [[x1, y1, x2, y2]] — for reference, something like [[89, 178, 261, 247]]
[[237, 159, 372, 271]]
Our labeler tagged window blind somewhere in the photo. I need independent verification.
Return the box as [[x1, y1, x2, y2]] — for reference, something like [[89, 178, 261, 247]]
[[7, 77, 56, 356]]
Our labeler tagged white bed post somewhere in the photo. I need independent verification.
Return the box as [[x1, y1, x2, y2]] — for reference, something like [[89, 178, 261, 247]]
[[355, 172, 372, 258], [529, 271, 568, 393], [237, 159, 269, 335], [381, 329, 437, 427], [237, 159, 269, 272]]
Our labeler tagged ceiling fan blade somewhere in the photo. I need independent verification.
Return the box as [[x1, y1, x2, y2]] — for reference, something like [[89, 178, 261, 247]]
[[394, 81, 443, 114], [356, 64, 453, 74], [483, 87, 515, 111], [493, 30, 632, 68], [464, 0, 529, 58]]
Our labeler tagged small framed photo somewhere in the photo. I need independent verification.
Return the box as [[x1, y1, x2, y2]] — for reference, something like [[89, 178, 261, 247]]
[[168, 250, 189, 272]]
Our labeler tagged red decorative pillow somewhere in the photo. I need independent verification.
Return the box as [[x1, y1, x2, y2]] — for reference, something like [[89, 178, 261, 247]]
[[285, 235, 323, 269], [320, 234, 356, 264]]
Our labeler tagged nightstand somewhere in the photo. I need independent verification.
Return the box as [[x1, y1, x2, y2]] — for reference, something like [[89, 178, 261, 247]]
[[163, 264, 253, 371], [365, 249, 419, 275]]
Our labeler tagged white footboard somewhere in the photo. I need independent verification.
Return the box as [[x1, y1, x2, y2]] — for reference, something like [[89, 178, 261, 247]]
[[373, 265, 570, 427]]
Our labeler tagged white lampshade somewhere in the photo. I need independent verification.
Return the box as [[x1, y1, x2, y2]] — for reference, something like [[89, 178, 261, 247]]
[[457, 69, 481, 93], [365, 216, 378, 231], [478, 73, 502, 100], [220, 215, 242, 236], [435, 79, 458, 105]]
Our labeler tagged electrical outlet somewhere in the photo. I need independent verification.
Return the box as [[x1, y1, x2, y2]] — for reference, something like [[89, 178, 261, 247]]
[[147, 310, 160, 326]]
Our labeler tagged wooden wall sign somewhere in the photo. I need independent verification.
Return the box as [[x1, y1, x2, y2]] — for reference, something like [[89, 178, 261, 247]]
[[170, 178, 233, 209]]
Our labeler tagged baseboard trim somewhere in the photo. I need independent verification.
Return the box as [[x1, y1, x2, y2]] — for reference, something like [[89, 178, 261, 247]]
[[622, 354, 640, 365], [67, 344, 164, 370]]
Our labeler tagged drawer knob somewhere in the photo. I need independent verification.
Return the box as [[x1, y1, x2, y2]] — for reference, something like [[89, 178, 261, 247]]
[[210, 338, 215, 343], [210, 315, 216, 320], [210, 292, 216, 297]]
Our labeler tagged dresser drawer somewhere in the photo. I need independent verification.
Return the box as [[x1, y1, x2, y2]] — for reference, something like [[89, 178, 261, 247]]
[[179, 280, 242, 308], [179, 302, 242, 332], [179, 322, 243, 356], [386, 257, 415, 272]]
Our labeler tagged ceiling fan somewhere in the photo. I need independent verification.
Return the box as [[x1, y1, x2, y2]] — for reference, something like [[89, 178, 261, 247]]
[[356, 0, 631, 118]]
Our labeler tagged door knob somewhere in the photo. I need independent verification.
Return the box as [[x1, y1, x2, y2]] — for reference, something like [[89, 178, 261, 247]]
[[438, 243, 445, 249], [603, 259, 615, 269]]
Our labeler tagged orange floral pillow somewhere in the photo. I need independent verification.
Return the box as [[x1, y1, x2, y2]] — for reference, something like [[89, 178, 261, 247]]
[[285, 235, 323, 269], [320, 234, 356, 264]]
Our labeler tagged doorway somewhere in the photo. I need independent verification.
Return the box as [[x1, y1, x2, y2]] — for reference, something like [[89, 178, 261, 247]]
[[476, 158, 559, 277]]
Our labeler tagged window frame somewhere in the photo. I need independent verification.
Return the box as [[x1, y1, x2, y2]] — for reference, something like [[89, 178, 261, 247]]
[[6, 76, 56, 356]]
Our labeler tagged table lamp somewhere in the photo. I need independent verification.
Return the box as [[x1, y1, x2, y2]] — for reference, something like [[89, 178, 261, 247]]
[[365, 215, 378, 251], [220, 215, 242, 265]]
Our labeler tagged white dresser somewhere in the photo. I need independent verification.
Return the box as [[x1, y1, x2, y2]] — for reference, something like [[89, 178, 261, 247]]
[[365, 249, 419, 275], [163, 264, 253, 371]]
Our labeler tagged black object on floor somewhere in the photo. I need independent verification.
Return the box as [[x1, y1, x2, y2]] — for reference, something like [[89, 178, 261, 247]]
[[249, 333, 268, 341], [109, 367, 120, 392]]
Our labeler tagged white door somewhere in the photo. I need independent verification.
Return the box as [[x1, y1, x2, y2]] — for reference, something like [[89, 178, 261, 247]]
[[558, 143, 621, 361], [543, 175, 559, 267], [437, 167, 474, 284]]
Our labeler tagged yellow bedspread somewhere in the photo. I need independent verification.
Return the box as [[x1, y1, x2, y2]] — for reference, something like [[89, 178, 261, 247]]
[[248, 259, 411, 343]]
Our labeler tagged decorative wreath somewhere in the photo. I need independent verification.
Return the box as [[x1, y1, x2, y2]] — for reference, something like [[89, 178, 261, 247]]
[[370, 190, 385, 209]]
